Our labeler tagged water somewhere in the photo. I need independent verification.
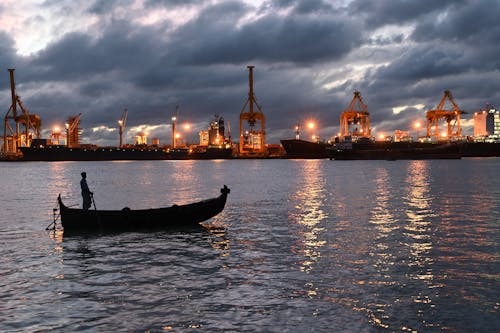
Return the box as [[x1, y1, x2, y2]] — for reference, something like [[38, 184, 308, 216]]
[[0, 159, 498, 332]]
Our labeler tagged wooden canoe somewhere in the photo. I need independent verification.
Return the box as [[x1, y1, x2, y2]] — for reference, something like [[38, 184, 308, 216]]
[[58, 185, 230, 233]]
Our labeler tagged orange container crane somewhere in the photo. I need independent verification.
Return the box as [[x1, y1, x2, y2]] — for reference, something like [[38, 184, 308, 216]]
[[426, 90, 465, 141], [3, 69, 41, 155], [239, 66, 265, 156], [340, 91, 371, 139]]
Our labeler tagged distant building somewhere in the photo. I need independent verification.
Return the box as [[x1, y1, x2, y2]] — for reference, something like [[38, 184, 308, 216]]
[[394, 130, 411, 142], [198, 115, 230, 147], [199, 130, 209, 146], [474, 106, 500, 139]]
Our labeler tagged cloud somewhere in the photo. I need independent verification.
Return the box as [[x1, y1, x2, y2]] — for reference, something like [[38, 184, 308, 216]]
[[348, 0, 462, 28], [168, 2, 362, 65], [1, 0, 499, 146]]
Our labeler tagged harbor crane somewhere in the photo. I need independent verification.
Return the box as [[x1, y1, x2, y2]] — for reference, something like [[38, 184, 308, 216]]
[[66, 113, 82, 148], [239, 65, 266, 156], [426, 90, 465, 140], [118, 108, 128, 148], [3, 69, 41, 156], [340, 91, 371, 139]]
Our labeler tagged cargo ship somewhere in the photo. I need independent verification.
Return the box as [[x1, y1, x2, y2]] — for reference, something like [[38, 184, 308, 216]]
[[462, 142, 500, 157], [280, 139, 331, 159], [327, 139, 463, 160], [18, 140, 169, 161]]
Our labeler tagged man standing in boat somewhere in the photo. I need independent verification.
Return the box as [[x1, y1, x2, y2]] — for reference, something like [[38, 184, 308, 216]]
[[80, 172, 93, 210]]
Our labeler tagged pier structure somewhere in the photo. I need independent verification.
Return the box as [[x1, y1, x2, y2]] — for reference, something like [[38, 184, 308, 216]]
[[426, 90, 465, 141], [339, 91, 371, 139], [239, 66, 266, 156]]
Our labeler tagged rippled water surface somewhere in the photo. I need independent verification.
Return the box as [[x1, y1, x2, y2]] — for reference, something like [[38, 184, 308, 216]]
[[0, 159, 498, 332]]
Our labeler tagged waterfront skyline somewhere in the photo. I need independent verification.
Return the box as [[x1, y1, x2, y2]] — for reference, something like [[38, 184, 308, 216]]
[[1, 0, 499, 146]]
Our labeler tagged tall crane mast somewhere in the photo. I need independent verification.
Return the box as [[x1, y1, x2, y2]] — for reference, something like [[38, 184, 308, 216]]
[[239, 65, 265, 156], [118, 108, 128, 148], [3, 69, 41, 156]]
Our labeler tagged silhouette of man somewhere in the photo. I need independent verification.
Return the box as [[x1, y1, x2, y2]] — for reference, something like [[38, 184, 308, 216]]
[[80, 172, 93, 210]]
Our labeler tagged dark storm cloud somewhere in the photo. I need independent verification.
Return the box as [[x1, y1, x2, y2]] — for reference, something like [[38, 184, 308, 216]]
[[30, 20, 167, 81], [168, 1, 362, 65], [144, 0, 205, 8], [375, 47, 465, 81], [0, 32, 25, 90], [348, 0, 462, 28], [265, 0, 334, 14], [338, 0, 500, 131], [89, 0, 134, 14], [409, 0, 500, 72], [2, 0, 499, 145]]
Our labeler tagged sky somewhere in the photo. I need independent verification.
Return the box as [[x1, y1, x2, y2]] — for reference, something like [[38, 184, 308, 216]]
[[1, 0, 499, 146]]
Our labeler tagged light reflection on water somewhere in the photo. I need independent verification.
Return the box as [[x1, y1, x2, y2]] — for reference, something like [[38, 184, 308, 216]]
[[0, 159, 498, 332], [289, 161, 328, 274]]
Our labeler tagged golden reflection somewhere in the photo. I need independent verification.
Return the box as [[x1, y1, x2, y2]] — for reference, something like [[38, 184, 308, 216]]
[[289, 160, 328, 275], [167, 160, 199, 204], [48, 229, 64, 247], [365, 167, 397, 329], [204, 223, 230, 257], [404, 160, 438, 295]]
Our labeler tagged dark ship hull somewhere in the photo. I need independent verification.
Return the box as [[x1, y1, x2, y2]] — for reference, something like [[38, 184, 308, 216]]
[[462, 142, 500, 157], [191, 147, 233, 159], [328, 142, 463, 160], [280, 139, 331, 159], [19, 145, 168, 161]]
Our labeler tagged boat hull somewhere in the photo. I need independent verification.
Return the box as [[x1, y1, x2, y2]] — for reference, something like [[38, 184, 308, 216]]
[[328, 142, 463, 160], [58, 186, 230, 233], [191, 147, 233, 159], [462, 142, 500, 157], [280, 139, 331, 159], [20, 146, 168, 161]]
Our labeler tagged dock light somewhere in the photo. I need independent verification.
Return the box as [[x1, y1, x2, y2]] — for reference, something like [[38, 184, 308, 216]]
[[183, 123, 191, 131], [441, 132, 448, 138], [175, 133, 181, 139], [379, 134, 385, 140], [414, 121, 421, 129], [307, 122, 315, 129], [53, 126, 61, 134], [172, 116, 177, 122]]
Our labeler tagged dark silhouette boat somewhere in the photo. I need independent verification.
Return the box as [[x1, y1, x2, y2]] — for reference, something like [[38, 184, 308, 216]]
[[58, 186, 230, 233]]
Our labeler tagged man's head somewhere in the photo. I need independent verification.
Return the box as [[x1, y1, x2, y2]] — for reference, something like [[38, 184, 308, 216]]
[[81, 172, 86, 178]]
